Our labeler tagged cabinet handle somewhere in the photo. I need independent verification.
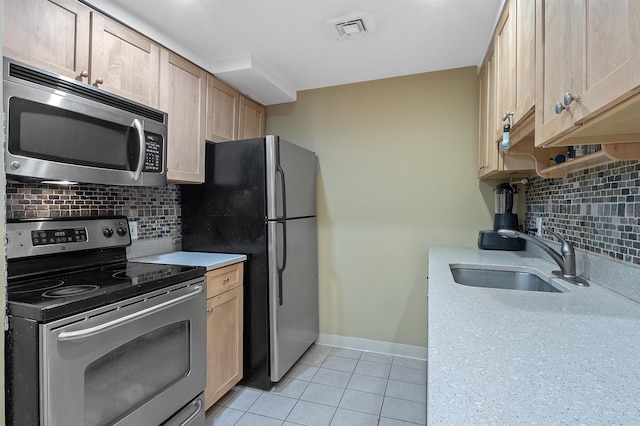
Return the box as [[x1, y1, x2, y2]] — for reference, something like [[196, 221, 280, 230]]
[[563, 92, 580, 106], [479, 163, 487, 170], [80, 70, 89, 78], [223, 277, 230, 283], [207, 307, 214, 314], [95, 77, 104, 85]]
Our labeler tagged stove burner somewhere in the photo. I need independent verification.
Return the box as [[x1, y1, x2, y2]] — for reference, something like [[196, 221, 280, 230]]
[[11, 279, 65, 294], [43, 285, 99, 298], [112, 265, 173, 280]]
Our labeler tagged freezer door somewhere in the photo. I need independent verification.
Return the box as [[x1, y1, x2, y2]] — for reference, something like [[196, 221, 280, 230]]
[[268, 217, 319, 382], [266, 135, 317, 220]]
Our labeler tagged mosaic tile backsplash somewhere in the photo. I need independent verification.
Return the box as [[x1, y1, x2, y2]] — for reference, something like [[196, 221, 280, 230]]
[[524, 160, 640, 265], [5, 181, 182, 245]]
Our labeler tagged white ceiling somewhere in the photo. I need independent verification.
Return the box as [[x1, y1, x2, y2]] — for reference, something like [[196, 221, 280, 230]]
[[85, 0, 504, 105]]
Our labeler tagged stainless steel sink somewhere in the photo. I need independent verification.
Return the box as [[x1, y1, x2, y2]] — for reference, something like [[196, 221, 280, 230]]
[[449, 265, 562, 293]]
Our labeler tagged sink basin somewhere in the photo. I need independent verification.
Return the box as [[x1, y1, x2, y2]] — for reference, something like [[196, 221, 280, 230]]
[[449, 265, 562, 293]]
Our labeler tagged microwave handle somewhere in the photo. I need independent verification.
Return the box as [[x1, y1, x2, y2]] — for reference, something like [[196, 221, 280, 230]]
[[132, 118, 146, 181]]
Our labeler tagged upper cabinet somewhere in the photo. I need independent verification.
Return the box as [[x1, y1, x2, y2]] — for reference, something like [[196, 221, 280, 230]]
[[3, 0, 161, 108], [89, 14, 161, 107], [206, 76, 240, 142], [494, 0, 536, 142], [206, 75, 266, 142], [478, 0, 640, 179], [478, 49, 499, 178], [3, 0, 90, 81], [478, 0, 536, 179], [238, 96, 266, 140], [160, 50, 207, 184], [535, 0, 640, 147]]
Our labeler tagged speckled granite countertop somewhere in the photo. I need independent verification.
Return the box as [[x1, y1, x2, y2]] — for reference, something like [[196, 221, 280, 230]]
[[427, 247, 640, 425]]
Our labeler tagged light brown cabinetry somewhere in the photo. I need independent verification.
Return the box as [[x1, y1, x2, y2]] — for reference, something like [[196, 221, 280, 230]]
[[206, 76, 266, 142], [3, 0, 161, 108], [205, 263, 244, 409], [3, 0, 90, 81], [89, 14, 161, 107], [206, 76, 240, 142], [535, 0, 640, 148], [477, 0, 536, 179], [477, 50, 499, 178], [160, 50, 207, 183], [238, 96, 266, 140], [494, 0, 536, 142]]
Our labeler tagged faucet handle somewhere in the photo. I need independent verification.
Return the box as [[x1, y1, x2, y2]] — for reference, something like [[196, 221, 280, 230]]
[[542, 226, 574, 255]]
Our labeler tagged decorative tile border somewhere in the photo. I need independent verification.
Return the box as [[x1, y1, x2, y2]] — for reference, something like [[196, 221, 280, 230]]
[[524, 160, 640, 265], [5, 181, 182, 245]]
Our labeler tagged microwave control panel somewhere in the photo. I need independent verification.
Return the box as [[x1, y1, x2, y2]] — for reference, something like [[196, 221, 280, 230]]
[[143, 133, 163, 172]]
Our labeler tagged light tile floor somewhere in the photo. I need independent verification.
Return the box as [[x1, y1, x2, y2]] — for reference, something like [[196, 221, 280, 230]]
[[206, 344, 427, 426]]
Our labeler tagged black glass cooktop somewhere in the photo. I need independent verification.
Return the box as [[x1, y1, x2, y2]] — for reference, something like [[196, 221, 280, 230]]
[[7, 261, 205, 322]]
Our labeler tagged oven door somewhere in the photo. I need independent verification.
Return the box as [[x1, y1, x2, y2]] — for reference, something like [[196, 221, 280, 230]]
[[40, 278, 206, 426]]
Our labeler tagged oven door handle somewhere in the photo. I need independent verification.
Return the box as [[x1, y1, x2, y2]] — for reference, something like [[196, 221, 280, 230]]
[[57, 285, 203, 342], [179, 398, 203, 426]]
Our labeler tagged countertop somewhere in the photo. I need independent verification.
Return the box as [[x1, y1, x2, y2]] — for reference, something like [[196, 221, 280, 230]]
[[427, 247, 640, 425], [132, 251, 247, 271]]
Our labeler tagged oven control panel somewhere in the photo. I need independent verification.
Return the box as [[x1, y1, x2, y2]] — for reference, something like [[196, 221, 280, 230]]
[[31, 228, 88, 246], [7, 216, 132, 259]]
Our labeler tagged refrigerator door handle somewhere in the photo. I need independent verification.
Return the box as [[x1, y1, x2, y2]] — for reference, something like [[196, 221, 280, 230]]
[[276, 220, 287, 305], [276, 139, 287, 220]]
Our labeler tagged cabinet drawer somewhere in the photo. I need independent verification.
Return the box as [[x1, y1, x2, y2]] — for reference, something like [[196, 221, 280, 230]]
[[206, 263, 243, 297]]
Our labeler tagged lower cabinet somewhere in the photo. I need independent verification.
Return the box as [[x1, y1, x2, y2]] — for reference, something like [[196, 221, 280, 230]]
[[205, 263, 244, 409]]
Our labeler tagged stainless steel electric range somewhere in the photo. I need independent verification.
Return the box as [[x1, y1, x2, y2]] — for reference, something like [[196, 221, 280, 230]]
[[5, 216, 207, 426]]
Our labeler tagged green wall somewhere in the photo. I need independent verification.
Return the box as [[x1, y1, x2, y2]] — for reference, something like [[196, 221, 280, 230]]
[[267, 67, 496, 348]]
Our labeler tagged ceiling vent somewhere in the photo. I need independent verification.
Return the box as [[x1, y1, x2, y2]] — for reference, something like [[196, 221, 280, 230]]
[[327, 13, 373, 39]]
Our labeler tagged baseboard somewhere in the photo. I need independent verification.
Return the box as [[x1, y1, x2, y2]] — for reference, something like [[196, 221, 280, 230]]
[[316, 333, 427, 360]]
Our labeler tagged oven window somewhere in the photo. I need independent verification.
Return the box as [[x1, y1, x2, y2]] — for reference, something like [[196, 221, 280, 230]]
[[84, 321, 190, 426], [8, 97, 139, 170]]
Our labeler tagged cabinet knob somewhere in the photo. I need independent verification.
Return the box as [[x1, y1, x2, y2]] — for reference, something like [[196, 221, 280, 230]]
[[95, 78, 104, 85], [223, 277, 230, 283], [479, 163, 487, 170], [206, 307, 214, 314], [80, 70, 89, 78], [555, 102, 568, 114], [563, 92, 580, 106]]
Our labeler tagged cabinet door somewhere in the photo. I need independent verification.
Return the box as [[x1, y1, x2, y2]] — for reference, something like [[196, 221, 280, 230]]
[[2, 0, 90, 81], [515, 0, 536, 121], [90, 14, 160, 108], [160, 50, 207, 183], [577, 1, 640, 121], [206, 285, 243, 408], [238, 96, 266, 140], [478, 50, 500, 178], [494, 0, 516, 141], [206, 75, 240, 142], [535, 0, 583, 146]]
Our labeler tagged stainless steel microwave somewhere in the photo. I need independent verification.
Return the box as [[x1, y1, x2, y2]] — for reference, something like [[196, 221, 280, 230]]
[[3, 57, 168, 186]]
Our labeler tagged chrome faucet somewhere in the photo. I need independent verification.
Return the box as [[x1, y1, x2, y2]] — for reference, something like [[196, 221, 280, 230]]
[[498, 227, 589, 286]]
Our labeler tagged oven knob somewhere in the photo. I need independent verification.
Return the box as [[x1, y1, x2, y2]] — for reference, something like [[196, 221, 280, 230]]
[[103, 228, 114, 237], [117, 227, 128, 237]]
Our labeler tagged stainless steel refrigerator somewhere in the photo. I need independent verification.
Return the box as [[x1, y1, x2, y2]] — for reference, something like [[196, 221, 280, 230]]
[[181, 135, 319, 390]]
